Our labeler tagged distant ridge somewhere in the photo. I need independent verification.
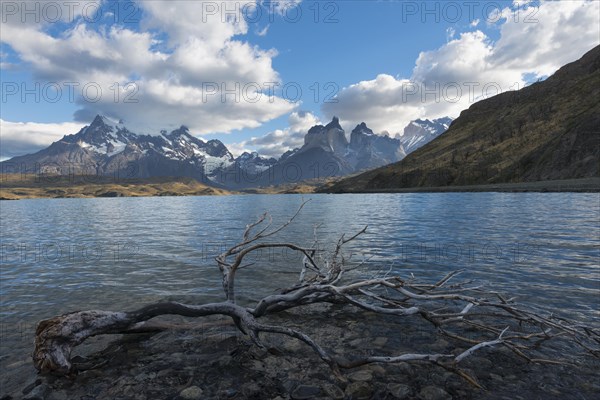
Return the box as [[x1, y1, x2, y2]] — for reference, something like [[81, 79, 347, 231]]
[[1, 115, 450, 189], [325, 45, 600, 192]]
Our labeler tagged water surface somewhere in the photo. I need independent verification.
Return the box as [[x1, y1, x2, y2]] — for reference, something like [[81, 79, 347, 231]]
[[1, 193, 599, 393]]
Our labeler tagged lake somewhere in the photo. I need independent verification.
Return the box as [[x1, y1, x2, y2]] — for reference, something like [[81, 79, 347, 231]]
[[1, 193, 599, 394]]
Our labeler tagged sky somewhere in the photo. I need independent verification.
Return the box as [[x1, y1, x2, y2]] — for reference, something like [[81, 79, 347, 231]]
[[1, 0, 599, 160]]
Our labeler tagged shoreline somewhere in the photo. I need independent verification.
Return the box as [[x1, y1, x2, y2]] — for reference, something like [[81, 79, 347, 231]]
[[1, 177, 598, 200], [5, 306, 600, 399], [320, 178, 600, 194]]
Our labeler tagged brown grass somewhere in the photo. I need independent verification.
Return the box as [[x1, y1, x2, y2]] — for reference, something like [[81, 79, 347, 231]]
[[0, 174, 233, 200]]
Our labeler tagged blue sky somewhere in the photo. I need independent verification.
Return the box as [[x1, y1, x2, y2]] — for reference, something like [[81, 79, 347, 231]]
[[1, 0, 599, 159]]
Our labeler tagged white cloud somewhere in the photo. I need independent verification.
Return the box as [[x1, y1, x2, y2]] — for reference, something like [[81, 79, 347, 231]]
[[323, 0, 600, 135], [229, 111, 321, 158], [0, 0, 297, 136], [0, 120, 85, 159], [446, 27, 456, 41], [256, 25, 270, 37]]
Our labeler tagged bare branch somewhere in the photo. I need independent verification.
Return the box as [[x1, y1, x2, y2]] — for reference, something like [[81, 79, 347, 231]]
[[32, 203, 600, 389]]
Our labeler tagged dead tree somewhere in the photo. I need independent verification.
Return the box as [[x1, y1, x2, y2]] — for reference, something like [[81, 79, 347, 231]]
[[33, 201, 600, 385]]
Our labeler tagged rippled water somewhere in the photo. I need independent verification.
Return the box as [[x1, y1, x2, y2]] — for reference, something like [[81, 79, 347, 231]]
[[1, 193, 599, 392]]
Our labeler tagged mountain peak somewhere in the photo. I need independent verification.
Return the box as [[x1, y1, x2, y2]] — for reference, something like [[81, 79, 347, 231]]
[[167, 126, 191, 138], [353, 122, 372, 133], [325, 116, 342, 130], [90, 114, 109, 127]]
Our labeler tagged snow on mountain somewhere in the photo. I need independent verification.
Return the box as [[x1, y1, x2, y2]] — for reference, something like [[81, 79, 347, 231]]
[[397, 117, 453, 154], [6, 115, 236, 182], [1, 114, 453, 188], [236, 152, 277, 174]]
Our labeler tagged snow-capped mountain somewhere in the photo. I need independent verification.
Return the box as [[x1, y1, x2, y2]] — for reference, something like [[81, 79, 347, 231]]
[[234, 152, 277, 175], [2, 115, 236, 182], [397, 117, 453, 154], [1, 114, 453, 189]]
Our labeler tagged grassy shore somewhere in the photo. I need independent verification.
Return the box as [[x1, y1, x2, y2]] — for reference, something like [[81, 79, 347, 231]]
[[319, 177, 600, 193], [0, 174, 233, 200], [0, 174, 329, 200]]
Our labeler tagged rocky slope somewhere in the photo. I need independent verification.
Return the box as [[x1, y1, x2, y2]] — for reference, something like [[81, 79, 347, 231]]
[[326, 45, 600, 192]]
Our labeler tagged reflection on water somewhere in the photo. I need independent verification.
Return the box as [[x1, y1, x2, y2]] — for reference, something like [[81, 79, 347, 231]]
[[1, 193, 599, 391]]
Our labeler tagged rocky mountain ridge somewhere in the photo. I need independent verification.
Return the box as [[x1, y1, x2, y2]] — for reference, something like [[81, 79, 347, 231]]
[[1, 114, 452, 188]]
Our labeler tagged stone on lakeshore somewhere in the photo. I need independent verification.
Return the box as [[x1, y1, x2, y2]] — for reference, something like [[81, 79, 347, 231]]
[[345, 382, 373, 399], [348, 370, 373, 382], [291, 385, 321, 399], [418, 385, 451, 400], [373, 337, 388, 346], [387, 383, 412, 399], [180, 386, 203, 400], [321, 383, 344, 399]]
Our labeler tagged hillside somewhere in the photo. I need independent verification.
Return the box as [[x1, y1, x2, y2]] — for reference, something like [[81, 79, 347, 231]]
[[325, 45, 600, 192]]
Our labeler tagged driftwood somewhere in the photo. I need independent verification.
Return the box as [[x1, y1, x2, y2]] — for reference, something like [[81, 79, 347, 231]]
[[33, 201, 600, 385]]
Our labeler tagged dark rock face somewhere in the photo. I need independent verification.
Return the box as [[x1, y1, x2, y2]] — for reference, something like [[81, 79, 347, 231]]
[[328, 45, 600, 191], [349, 123, 407, 171], [227, 117, 410, 188], [303, 116, 349, 156]]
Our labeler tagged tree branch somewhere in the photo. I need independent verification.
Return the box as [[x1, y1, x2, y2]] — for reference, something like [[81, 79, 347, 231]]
[[33, 203, 600, 388]]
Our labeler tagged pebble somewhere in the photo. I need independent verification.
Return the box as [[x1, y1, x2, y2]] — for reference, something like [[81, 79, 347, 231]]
[[156, 369, 173, 378], [373, 337, 388, 346], [470, 356, 493, 369], [291, 385, 321, 399], [22, 379, 42, 396], [180, 386, 203, 400], [387, 383, 411, 399], [24, 384, 49, 400], [321, 383, 344, 400], [418, 385, 451, 400], [281, 339, 302, 352], [345, 382, 373, 400], [397, 362, 414, 376], [348, 369, 373, 382], [366, 364, 386, 376], [47, 391, 68, 400]]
